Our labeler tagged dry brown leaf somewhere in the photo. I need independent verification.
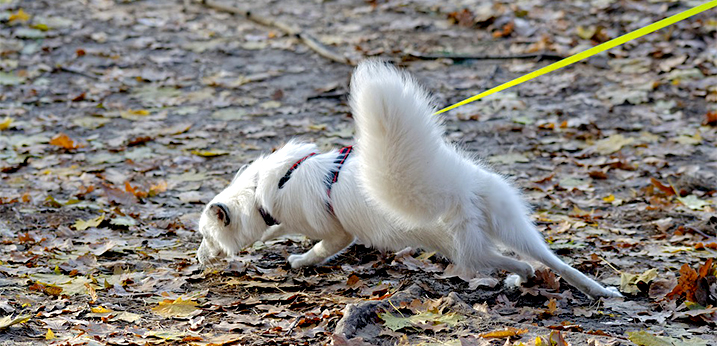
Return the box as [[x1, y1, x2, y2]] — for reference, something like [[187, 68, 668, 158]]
[[667, 263, 700, 301], [650, 177, 675, 196]]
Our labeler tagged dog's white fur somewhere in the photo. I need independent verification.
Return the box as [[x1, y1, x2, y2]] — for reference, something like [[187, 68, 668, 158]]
[[196, 60, 622, 298]]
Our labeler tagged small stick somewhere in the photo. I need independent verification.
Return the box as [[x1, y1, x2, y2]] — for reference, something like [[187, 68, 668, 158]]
[[598, 256, 621, 274], [201, 0, 353, 65], [406, 52, 564, 62]]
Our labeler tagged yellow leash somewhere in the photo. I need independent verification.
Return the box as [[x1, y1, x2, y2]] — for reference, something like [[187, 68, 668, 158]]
[[434, 0, 717, 115]]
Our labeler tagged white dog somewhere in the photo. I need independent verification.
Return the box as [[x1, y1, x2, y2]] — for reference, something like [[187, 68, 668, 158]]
[[196, 60, 621, 298]]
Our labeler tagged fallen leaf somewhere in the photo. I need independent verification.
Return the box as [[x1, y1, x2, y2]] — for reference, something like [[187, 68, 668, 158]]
[[74, 214, 105, 231], [91, 306, 112, 313], [0, 315, 31, 329], [120, 109, 151, 119], [85, 283, 98, 303], [480, 327, 528, 339], [594, 134, 634, 155], [620, 268, 658, 295], [650, 178, 675, 196], [190, 149, 230, 157], [380, 311, 463, 332], [704, 111, 717, 126], [45, 328, 55, 340], [50, 133, 85, 150], [9, 9, 30, 23], [149, 181, 168, 196], [626, 330, 706, 346], [151, 297, 199, 319], [0, 117, 13, 130], [488, 153, 530, 164], [672, 131, 702, 145], [676, 195, 711, 211]]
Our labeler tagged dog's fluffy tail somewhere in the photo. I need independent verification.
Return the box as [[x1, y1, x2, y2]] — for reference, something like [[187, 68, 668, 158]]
[[350, 60, 473, 227]]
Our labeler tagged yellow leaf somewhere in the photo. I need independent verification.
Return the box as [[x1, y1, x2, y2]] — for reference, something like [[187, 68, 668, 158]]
[[149, 181, 168, 197], [480, 327, 528, 338], [0, 117, 13, 130], [0, 315, 31, 329], [46, 328, 55, 340], [151, 297, 199, 318], [91, 306, 112, 313], [74, 214, 105, 231], [9, 9, 30, 23], [602, 194, 615, 202], [190, 149, 229, 157], [672, 131, 702, 145], [576, 25, 596, 40], [128, 109, 149, 116], [594, 134, 634, 155], [31, 23, 49, 31], [120, 109, 151, 119], [85, 283, 98, 303], [545, 298, 558, 315]]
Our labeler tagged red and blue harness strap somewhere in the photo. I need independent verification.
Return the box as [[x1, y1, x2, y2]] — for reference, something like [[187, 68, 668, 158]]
[[324, 146, 353, 214], [266, 146, 352, 225], [277, 152, 317, 189]]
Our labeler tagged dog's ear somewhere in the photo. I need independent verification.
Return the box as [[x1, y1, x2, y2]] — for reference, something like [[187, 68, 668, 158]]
[[209, 203, 231, 226]]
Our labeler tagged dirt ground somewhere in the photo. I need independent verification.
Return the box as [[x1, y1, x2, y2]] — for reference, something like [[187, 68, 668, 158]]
[[1, 0, 716, 345]]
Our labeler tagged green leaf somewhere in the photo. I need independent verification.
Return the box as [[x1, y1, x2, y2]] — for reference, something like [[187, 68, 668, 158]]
[[379, 312, 414, 331], [627, 331, 709, 346], [15, 28, 46, 39], [0, 72, 23, 86], [676, 195, 710, 211]]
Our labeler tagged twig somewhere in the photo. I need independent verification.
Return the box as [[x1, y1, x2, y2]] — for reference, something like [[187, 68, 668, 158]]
[[54, 66, 99, 80], [284, 316, 301, 336], [598, 256, 621, 274], [406, 52, 564, 62], [201, 0, 353, 65]]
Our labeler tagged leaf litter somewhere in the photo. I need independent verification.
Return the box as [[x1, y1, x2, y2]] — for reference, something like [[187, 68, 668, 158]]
[[1, 0, 717, 345]]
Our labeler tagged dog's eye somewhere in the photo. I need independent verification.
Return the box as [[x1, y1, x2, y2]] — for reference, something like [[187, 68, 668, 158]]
[[210, 203, 231, 226]]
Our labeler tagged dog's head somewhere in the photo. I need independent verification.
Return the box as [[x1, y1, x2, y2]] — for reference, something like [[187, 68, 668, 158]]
[[195, 140, 320, 265], [196, 161, 268, 265]]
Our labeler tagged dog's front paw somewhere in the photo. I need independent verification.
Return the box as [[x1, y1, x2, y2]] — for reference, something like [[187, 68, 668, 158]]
[[602, 286, 623, 298], [504, 274, 524, 288], [288, 254, 308, 269]]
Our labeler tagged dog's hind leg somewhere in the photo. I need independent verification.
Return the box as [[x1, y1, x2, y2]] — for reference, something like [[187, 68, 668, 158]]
[[454, 222, 535, 283], [498, 222, 622, 298], [287, 230, 354, 268], [478, 174, 622, 298], [517, 237, 622, 298]]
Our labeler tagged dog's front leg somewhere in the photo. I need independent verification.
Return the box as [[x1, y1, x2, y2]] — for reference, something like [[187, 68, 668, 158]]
[[288, 231, 354, 268], [261, 224, 289, 242]]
